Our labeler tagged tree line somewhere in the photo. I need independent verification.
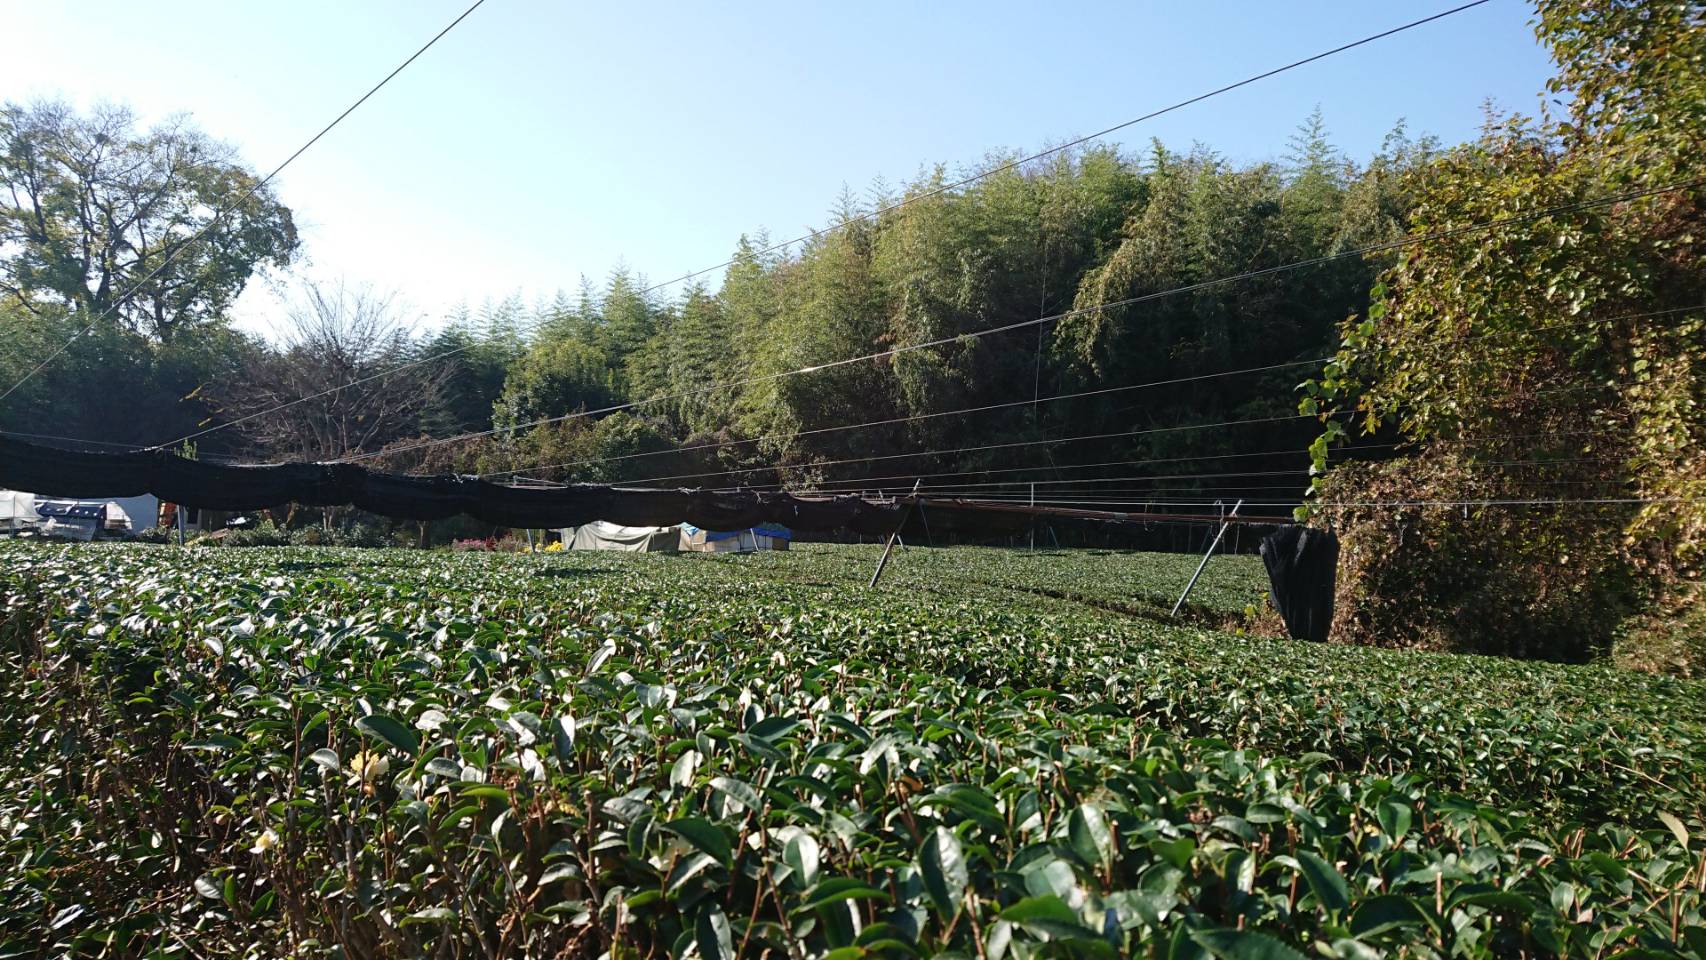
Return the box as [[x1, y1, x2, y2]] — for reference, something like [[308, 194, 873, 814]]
[[1, 99, 1423, 496]]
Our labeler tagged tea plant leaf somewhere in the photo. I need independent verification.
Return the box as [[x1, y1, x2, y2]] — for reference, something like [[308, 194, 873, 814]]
[[1294, 852, 1350, 914], [695, 904, 734, 960], [586, 639, 617, 675], [1658, 811, 1690, 846], [1190, 928, 1311, 960], [748, 715, 801, 740], [1377, 799, 1412, 843], [710, 775, 761, 812], [50, 905, 86, 930], [193, 874, 223, 901], [1068, 803, 1113, 870], [307, 748, 340, 773], [669, 748, 700, 788], [355, 714, 418, 756], [1000, 895, 1100, 939], [798, 877, 890, 912], [919, 826, 968, 916], [1349, 894, 1429, 937], [664, 817, 731, 868], [784, 832, 820, 888]]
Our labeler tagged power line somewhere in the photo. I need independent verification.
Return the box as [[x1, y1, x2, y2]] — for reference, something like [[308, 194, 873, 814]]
[[480, 357, 1327, 479], [890, 485, 1312, 499], [864, 478, 1636, 507], [349, 178, 1704, 466], [877, 466, 1624, 498], [679, 414, 1619, 500], [893, 494, 1698, 528], [163, 1, 1494, 453], [0, 429, 258, 463], [715, 431, 1622, 493], [0, 430, 149, 451], [489, 303, 1698, 481], [631, 0, 1496, 297], [1123, 497, 1702, 509], [794, 453, 1622, 498], [621, 373, 1634, 488], [619, 413, 1320, 487], [0, 0, 490, 407]]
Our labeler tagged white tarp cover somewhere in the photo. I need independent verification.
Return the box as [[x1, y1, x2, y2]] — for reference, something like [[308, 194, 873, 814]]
[[565, 521, 680, 553], [0, 489, 36, 522], [1, 489, 38, 532], [104, 494, 159, 531]]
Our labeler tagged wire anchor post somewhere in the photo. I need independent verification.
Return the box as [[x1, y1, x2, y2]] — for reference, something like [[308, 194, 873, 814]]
[[869, 481, 922, 588], [1170, 499, 1243, 618]]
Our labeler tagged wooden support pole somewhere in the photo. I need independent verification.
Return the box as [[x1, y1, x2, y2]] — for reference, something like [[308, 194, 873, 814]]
[[1170, 499, 1243, 618]]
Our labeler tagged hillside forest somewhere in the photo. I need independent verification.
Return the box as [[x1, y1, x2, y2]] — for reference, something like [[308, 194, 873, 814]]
[[0, 0, 1700, 668]]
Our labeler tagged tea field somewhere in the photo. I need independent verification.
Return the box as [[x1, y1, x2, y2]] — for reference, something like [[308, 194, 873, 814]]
[[0, 541, 1702, 958]]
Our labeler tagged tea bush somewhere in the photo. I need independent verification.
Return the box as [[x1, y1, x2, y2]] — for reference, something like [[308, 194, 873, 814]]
[[0, 542, 1699, 958]]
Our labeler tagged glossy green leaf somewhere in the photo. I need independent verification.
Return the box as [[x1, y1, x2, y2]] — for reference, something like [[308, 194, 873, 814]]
[[355, 713, 419, 756], [919, 826, 968, 916], [664, 817, 731, 868]]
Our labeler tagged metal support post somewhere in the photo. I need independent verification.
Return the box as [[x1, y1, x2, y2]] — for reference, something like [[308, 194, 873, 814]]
[[869, 481, 921, 588], [525, 528, 536, 553], [1170, 499, 1243, 618], [868, 518, 906, 588], [1028, 483, 1036, 552], [176, 505, 186, 546]]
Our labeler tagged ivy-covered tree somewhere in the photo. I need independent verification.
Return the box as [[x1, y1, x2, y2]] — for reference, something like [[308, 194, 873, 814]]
[[1305, 0, 1705, 667]]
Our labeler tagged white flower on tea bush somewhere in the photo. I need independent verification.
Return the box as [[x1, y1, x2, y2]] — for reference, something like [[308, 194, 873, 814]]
[[251, 828, 280, 855], [348, 750, 390, 787]]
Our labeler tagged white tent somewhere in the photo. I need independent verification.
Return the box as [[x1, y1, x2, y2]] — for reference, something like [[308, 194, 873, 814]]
[[562, 521, 680, 553], [104, 494, 160, 532], [1, 489, 38, 534]]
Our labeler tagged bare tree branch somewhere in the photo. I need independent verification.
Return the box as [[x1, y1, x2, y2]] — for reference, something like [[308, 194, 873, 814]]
[[211, 280, 451, 462]]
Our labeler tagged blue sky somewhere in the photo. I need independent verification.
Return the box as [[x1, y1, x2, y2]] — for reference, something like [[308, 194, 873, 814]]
[[3, 1, 1558, 337]]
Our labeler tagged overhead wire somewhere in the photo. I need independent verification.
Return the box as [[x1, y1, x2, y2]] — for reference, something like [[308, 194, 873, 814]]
[[775, 456, 1626, 500], [0, 0, 491, 406], [488, 302, 1699, 482], [363, 178, 1701, 468], [1052, 497, 1704, 509], [713, 431, 1624, 493], [628, 0, 1497, 297], [612, 370, 1647, 489], [159, 0, 1497, 453], [479, 357, 1327, 479], [616, 413, 1322, 487], [0, 430, 151, 451]]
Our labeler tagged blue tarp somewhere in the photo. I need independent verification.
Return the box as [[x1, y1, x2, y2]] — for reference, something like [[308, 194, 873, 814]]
[[681, 522, 792, 542], [33, 500, 107, 520]]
